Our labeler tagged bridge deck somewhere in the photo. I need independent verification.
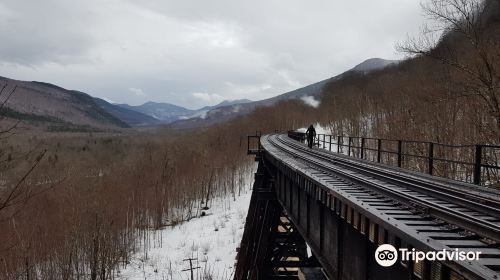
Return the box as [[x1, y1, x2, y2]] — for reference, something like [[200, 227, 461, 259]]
[[257, 134, 500, 280]]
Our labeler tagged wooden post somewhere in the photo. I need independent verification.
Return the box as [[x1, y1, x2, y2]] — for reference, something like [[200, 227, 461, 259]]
[[182, 258, 200, 280]]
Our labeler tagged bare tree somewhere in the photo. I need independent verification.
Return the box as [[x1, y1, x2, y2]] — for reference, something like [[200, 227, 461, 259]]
[[0, 82, 47, 218], [0, 83, 21, 137], [398, 0, 500, 136]]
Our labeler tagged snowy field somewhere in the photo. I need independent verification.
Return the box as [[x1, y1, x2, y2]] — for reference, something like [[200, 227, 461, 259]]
[[117, 191, 252, 280]]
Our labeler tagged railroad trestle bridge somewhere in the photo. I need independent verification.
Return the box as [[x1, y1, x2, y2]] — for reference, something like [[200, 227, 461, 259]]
[[234, 133, 500, 280]]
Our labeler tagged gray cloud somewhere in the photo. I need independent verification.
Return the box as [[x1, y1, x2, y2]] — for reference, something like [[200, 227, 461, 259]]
[[0, 0, 426, 109], [0, 0, 97, 65]]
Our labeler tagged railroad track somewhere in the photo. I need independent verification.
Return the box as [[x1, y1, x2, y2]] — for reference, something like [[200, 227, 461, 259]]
[[268, 135, 500, 244], [243, 134, 500, 279]]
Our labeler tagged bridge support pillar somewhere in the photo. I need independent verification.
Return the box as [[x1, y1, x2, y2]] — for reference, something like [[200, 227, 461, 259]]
[[234, 157, 325, 280]]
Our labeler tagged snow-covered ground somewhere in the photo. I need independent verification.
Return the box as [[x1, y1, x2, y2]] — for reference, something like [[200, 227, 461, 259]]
[[117, 191, 252, 280]]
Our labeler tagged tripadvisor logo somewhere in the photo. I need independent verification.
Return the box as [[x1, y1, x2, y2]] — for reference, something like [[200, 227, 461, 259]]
[[375, 244, 482, 267], [375, 244, 398, 267]]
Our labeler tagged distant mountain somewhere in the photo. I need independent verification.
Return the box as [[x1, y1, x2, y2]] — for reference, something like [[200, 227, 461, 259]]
[[117, 102, 193, 123], [200, 99, 252, 111], [0, 76, 168, 130], [216, 99, 252, 107], [0, 57, 398, 131], [351, 58, 399, 73], [0, 76, 130, 131], [169, 58, 398, 129], [118, 99, 253, 124], [0, 75, 254, 130], [271, 58, 398, 101], [93, 99, 161, 127]]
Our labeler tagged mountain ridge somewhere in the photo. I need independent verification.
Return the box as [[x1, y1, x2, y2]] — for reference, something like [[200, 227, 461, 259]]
[[0, 57, 396, 130], [0, 76, 159, 130], [117, 99, 253, 123], [168, 57, 397, 128]]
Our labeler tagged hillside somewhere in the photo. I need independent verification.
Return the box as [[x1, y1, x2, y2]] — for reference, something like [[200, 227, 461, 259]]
[[118, 99, 253, 124], [0, 77, 165, 130], [0, 77, 130, 131], [117, 101, 194, 123], [94, 99, 161, 127], [1, 1, 499, 279], [0, 58, 395, 131], [169, 58, 397, 129], [351, 58, 399, 72]]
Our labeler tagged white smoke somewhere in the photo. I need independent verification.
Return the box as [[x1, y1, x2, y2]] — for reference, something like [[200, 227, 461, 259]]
[[300, 95, 320, 108]]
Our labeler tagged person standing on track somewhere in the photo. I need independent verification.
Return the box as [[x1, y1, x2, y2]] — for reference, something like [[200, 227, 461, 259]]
[[306, 124, 316, 148]]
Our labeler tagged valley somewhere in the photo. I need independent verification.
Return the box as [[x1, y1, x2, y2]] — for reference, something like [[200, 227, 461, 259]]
[[0, 0, 499, 279]]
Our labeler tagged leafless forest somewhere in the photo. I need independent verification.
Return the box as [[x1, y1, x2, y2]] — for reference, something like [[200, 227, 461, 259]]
[[0, 0, 499, 279]]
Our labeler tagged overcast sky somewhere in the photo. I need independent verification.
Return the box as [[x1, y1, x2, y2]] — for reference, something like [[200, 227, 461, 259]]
[[0, 0, 427, 109]]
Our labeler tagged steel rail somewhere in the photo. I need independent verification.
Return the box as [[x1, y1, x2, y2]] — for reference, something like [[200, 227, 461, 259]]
[[265, 134, 500, 244], [280, 135, 500, 214]]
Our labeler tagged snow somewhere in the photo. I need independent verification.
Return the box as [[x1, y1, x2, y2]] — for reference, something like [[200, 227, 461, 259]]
[[300, 96, 320, 108], [231, 105, 241, 113], [312, 123, 330, 135], [179, 110, 209, 120], [117, 191, 252, 280], [297, 123, 330, 135], [297, 123, 344, 152]]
